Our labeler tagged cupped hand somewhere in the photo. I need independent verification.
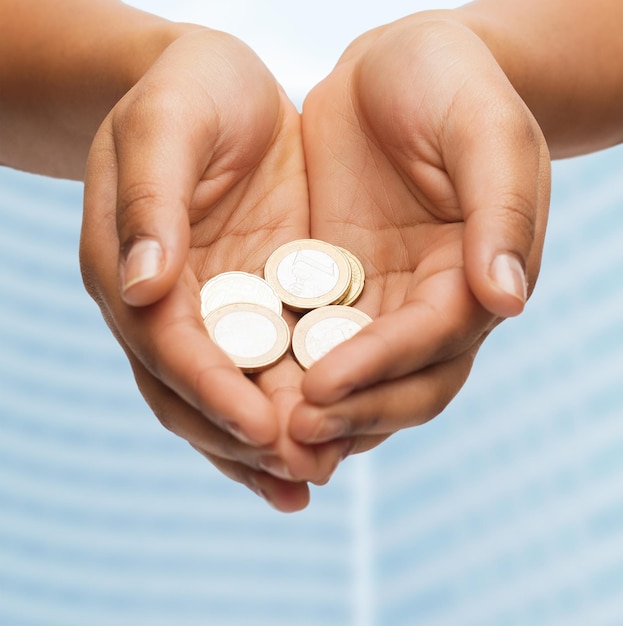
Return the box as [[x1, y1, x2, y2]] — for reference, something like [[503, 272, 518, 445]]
[[80, 29, 345, 512], [291, 13, 551, 454]]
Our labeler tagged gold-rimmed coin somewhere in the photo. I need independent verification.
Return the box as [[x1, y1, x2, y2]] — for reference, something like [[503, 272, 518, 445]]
[[334, 247, 365, 306], [200, 271, 282, 319], [263, 239, 351, 311], [203, 303, 290, 373], [291, 305, 372, 370]]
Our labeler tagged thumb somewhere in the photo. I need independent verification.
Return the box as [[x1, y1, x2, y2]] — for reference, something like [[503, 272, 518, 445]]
[[112, 92, 207, 307], [451, 97, 551, 318]]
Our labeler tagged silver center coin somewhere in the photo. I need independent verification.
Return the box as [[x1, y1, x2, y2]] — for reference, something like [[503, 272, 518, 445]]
[[276, 249, 339, 298], [214, 310, 278, 359], [200, 271, 282, 319], [304, 317, 364, 361]]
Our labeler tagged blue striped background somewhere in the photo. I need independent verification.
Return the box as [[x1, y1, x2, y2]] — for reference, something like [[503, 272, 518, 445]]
[[1, 143, 622, 625], [372, 147, 623, 625]]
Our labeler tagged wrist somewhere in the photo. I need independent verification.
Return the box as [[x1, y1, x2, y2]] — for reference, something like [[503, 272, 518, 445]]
[[0, 1, 206, 178], [120, 20, 207, 94], [451, 1, 623, 157]]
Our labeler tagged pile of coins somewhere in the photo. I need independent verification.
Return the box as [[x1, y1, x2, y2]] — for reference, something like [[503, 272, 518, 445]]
[[200, 239, 371, 373]]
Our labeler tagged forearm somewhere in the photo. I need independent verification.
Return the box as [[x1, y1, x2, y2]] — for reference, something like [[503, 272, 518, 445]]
[[0, 0, 201, 179], [455, 0, 623, 158]]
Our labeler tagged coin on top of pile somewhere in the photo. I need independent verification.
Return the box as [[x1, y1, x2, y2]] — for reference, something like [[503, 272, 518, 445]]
[[203, 302, 290, 373], [264, 239, 352, 311], [200, 270, 282, 319], [292, 305, 373, 370]]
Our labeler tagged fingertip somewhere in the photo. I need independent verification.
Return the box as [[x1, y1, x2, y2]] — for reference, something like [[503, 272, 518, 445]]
[[208, 453, 310, 513], [258, 480, 311, 513], [239, 404, 281, 449], [216, 381, 281, 448], [289, 401, 352, 447], [301, 345, 362, 406]]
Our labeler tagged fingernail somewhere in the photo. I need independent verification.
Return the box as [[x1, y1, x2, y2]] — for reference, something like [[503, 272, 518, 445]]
[[259, 456, 294, 481], [225, 420, 262, 447], [491, 253, 527, 304], [309, 417, 348, 443], [121, 238, 163, 293], [315, 439, 355, 486]]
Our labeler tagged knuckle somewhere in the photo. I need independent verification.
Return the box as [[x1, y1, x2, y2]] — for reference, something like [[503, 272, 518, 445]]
[[417, 296, 486, 360], [497, 190, 537, 239], [115, 181, 165, 244], [113, 86, 181, 137], [488, 191, 538, 261], [361, 327, 398, 381]]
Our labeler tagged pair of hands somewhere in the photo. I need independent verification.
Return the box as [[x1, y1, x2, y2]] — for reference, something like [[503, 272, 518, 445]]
[[80, 13, 550, 512]]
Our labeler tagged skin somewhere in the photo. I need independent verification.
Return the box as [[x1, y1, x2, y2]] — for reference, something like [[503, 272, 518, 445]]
[[0, 0, 180, 177], [2, 0, 622, 511], [460, 0, 623, 158]]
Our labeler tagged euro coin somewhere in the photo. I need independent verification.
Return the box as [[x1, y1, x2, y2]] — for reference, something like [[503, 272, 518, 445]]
[[292, 305, 373, 370], [334, 246, 365, 306], [200, 271, 282, 319], [203, 303, 291, 373], [264, 239, 351, 311]]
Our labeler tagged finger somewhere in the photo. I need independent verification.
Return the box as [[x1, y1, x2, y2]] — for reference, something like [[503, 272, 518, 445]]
[[253, 356, 355, 484], [83, 216, 280, 446], [348, 434, 390, 456], [291, 350, 475, 444], [132, 362, 281, 466], [136, 348, 352, 488], [256, 436, 353, 486], [120, 270, 282, 445], [302, 266, 492, 405], [107, 31, 283, 307], [83, 148, 280, 448], [196, 450, 311, 513], [83, 108, 193, 308], [110, 82, 214, 307], [451, 104, 550, 318]]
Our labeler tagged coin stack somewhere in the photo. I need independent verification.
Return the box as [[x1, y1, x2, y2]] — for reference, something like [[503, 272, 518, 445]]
[[200, 239, 371, 373]]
